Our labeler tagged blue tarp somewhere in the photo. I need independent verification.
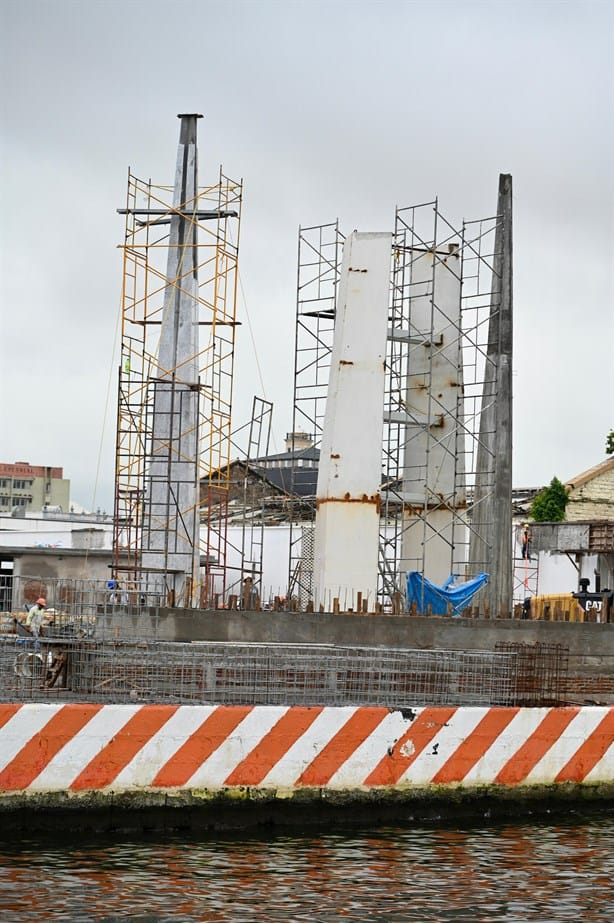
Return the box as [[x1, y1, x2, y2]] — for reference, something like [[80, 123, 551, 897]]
[[406, 571, 489, 616]]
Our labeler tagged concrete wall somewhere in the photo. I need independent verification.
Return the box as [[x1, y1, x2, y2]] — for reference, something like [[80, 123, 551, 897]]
[[104, 606, 614, 656], [0, 703, 611, 831], [11, 551, 112, 582]]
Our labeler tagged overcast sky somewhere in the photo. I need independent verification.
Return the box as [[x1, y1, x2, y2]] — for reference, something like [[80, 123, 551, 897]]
[[1, 0, 612, 512]]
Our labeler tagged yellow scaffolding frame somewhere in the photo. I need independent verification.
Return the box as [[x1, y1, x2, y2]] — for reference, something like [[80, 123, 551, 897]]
[[113, 167, 242, 607]]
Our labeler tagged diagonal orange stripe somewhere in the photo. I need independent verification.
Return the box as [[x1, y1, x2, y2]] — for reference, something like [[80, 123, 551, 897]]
[[225, 706, 324, 786], [152, 706, 253, 788], [432, 708, 519, 783], [0, 703, 22, 732], [298, 708, 389, 787], [0, 704, 103, 791], [496, 707, 580, 784], [365, 707, 457, 786], [70, 705, 178, 791], [555, 708, 614, 782]]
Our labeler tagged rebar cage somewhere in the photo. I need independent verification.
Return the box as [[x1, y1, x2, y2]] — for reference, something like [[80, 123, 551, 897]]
[[0, 636, 520, 709]]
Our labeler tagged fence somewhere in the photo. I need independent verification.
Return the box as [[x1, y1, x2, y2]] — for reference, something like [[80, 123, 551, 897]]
[[2, 572, 609, 621], [0, 574, 166, 621]]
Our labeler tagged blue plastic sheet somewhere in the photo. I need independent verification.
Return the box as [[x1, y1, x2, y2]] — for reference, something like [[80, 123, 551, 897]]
[[406, 571, 489, 616]]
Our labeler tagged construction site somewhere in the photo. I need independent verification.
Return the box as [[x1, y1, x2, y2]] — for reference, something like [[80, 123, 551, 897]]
[[113, 113, 514, 614], [0, 116, 612, 828]]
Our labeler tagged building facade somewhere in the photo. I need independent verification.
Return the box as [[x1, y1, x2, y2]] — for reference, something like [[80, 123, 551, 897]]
[[565, 458, 614, 522], [0, 462, 70, 514]]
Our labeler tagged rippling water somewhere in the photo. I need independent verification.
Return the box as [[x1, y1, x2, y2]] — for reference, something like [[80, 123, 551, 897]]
[[1, 816, 613, 922]]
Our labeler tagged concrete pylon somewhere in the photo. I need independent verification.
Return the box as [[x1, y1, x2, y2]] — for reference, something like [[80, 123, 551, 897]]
[[313, 231, 392, 611], [469, 174, 513, 615], [398, 243, 465, 587], [140, 114, 202, 607]]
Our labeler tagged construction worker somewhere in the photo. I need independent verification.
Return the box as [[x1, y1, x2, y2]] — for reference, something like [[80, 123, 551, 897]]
[[521, 523, 532, 560], [26, 597, 46, 636], [107, 578, 119, 604], [107, 579, 128, 606]]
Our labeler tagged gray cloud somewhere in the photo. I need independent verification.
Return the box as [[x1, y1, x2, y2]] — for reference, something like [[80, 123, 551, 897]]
[[1, 0, 612, 510]]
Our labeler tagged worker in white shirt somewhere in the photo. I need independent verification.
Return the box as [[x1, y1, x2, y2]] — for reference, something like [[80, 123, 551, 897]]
[[26, 597, 46, 636]]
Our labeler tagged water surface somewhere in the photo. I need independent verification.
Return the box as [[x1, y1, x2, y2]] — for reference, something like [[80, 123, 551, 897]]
[[1, 816, 613, 922]]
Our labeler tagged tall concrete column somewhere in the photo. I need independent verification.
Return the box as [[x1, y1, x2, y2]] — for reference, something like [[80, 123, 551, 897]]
[[141, 114, 202, 606], [469, 174, 513, 615], [398, 244, 465, 586], [313, 231, 392, 610]]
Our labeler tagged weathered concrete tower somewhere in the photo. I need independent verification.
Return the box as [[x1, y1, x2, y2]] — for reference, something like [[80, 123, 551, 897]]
[[398, 243, 465, 586], [313, 231, 392, 609], [468, 173, 513, 614], [140, 114, 203, 606]]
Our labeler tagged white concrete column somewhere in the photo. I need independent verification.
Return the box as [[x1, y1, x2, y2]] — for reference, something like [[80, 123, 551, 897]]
[[313, 231, 392, 610], [399, 245, 465, 586]]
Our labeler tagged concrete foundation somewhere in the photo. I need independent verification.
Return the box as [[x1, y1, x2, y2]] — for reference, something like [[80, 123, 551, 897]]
[[101, 605, 613, 657]]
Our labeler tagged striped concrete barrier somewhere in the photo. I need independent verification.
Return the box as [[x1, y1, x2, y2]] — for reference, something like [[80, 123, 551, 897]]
[[0, 704, 612, 795]]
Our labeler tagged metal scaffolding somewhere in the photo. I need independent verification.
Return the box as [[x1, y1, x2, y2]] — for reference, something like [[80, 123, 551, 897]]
[[113, 117, 242, 608], [289, 183, 511, 612], [238, 396, 273, 600], [513, 521, 540, 604], [382, 198, 508, 608], [289, 222, 344, 605]]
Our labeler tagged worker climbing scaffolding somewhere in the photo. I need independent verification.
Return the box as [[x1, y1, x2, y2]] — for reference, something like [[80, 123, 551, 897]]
[[521, 523, 532, 560]]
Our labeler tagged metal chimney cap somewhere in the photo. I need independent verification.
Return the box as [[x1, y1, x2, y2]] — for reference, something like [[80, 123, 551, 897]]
[[177, 113, 203, 119]]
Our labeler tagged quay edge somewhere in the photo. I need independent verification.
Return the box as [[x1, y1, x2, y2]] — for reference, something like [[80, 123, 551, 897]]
[[0, 703, 612, 833], [1, 782, 613, 836]]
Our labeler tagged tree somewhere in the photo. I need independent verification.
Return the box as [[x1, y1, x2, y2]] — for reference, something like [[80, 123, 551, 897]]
[[606, 430, 614, 455], [530, 476, 569, 522]]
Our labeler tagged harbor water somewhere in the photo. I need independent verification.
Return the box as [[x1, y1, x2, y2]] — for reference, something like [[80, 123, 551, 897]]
[[1, 814, 613, 922]]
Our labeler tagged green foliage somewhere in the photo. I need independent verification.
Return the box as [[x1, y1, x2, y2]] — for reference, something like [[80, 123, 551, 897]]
[[530, 476, 569, 522], [606, 430, 614, 455]]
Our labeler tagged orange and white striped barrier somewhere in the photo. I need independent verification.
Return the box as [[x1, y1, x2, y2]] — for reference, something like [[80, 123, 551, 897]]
[[0, 704, 612, 794]]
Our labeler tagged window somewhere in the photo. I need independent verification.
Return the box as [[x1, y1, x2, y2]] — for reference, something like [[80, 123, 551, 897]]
[[13, 479, 33, 490], [0, 496, 9, 506], [0, 479, 9, 489], [12, 497, 28, 507]]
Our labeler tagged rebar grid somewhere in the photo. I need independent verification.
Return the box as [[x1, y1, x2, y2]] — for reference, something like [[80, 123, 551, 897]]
[[0, 638, 518, 708], [495, 641, 569, 706]]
